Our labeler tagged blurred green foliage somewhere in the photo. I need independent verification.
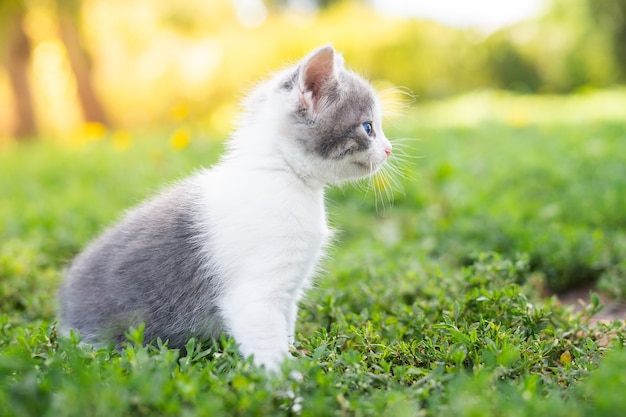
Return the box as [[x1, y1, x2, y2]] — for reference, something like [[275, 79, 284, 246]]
[[485, 0, 626, 93], [1, 91, 625, 416]]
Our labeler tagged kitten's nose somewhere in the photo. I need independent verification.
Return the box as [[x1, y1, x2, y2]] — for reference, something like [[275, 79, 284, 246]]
[[384, 146, 392, 157]]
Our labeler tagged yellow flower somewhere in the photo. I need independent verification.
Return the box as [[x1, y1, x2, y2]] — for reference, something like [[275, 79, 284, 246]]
[[170, 128, 191, 151], [111, 130, 132, 151], [169, 104, 189, 122], [83, 122, 107, 142]]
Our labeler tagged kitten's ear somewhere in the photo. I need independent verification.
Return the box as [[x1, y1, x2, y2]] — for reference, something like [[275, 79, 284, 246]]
[[298, 46, 339, 111]]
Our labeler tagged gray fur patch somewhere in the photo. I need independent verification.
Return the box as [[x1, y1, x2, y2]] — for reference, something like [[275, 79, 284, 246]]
[[58, 181, 221, 349]]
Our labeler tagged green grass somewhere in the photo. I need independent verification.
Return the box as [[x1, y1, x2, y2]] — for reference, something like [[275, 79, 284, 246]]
[[1, 95, 626, 416]]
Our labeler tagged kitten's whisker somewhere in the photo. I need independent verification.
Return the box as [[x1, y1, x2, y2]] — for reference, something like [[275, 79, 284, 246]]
[[378, 87, 416, 126], [386, 138, 423, 162], [380, 172, 393, 208], [391, 136, 422, 143], [370, 161, 382, 213], [378, 85, 416, 99], [371, 165, 397, 212], [387, 154, 419, 168], [385, 163, 407, 178], [389, 137, 422, 148], [384, 165, 403, 197]]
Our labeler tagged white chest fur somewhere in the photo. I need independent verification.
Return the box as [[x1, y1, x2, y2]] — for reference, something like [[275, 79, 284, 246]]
[[191, 162, 329, 370]]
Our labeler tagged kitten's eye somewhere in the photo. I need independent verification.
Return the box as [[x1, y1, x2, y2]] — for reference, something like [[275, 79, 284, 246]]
[[362, 122, 374, 137]]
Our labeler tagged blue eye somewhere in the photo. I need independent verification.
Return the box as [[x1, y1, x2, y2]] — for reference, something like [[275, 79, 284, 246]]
[[362, 122, 373, 137]]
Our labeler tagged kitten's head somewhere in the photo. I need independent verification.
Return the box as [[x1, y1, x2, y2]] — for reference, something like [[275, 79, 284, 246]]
[[239, 46, 392, 186]]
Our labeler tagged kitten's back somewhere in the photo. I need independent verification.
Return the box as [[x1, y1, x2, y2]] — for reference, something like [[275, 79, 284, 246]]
[[59, 178, 221, 348]]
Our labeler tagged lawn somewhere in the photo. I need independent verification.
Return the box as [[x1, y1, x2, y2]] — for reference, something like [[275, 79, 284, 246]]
[[1, 91, 625, 416]]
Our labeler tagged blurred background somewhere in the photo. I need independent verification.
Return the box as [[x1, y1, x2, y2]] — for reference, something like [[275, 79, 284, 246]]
[[1, 0, 625, 143]]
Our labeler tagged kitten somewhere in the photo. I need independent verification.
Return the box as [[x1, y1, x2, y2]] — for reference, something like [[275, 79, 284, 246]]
[[58, 45, 392, 372]]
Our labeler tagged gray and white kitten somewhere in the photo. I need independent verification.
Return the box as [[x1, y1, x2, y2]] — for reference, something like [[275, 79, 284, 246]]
[[58, 46, 392, 371]]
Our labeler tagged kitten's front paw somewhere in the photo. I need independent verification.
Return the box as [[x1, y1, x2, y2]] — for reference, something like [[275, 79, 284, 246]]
[[254, 357, 286, 374], [252, 351, 291, 373]]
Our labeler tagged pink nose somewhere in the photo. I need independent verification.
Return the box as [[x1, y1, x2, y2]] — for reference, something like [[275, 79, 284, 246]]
[[384, 147, 392, 156]]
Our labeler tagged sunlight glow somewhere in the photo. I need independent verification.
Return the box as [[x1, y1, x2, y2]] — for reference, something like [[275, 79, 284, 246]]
[[234, 0, 268, 29], [179, 40, 223, 88], [32, 40, 81, 134], [372, 0, 546, 31]]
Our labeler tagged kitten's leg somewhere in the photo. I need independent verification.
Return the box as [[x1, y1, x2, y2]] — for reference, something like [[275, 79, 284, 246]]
[[287, 288, 307, 346], [287, 300, 299, 346], [221, 287, 291, 372]]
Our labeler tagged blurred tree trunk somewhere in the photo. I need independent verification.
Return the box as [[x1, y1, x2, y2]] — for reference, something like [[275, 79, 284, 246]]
[[5, 13, 36, 140], [57, 5, 109, 126]]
